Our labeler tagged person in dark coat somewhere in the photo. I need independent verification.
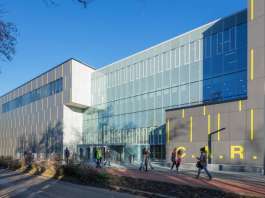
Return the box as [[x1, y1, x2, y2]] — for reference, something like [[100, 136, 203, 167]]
[[64, 147, 70, 165], [196, 147, 212, 180]]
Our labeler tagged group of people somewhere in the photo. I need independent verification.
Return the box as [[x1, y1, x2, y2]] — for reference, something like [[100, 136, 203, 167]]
[[170, 147, 183, 173], [137, 146, 212, 180], [65, 146, 212, 180], [95, 148, 111, 168], [170, 146, 212, 180]]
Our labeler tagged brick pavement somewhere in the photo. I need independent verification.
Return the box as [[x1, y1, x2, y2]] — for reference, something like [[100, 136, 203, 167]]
[[101, 166, 265, 197]]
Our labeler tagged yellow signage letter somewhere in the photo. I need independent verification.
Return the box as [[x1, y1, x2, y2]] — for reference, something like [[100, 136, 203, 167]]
[[230, 145, 244, 160]]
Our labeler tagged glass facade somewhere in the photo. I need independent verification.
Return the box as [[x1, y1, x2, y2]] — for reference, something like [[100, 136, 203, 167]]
[[83, 10, 247, 160], [2, 78, 63, 113], [203, 12, 247, 103]]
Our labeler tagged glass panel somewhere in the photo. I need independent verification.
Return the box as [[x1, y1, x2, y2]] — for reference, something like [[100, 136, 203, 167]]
[[2, 77, 63, 113]]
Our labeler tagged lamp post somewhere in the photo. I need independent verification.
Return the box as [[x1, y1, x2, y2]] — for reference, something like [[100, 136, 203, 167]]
[[208, 127, 226, 164]]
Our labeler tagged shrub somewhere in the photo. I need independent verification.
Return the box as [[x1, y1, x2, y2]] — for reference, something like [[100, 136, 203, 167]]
[[8, 159, 22, 170], [0, 156, 10, 168], [62, 164, 110, 186], [0, 156, 21, 170]]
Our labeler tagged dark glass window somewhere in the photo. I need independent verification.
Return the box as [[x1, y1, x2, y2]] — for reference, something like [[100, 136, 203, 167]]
[[2, 78, 63, 113], [202, 21, 247, 104]]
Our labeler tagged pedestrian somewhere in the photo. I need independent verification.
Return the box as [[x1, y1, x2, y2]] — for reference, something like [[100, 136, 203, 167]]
[[176, 149, 183, 173], [96, 148, 102, 168], [64, 147, 70, 165], [170, 148, 177, 170], [196, 147, 212, 180], [144, 149, 149, 172], [147, 149, 154, 170], [104, 149, 111, 167], [139, 148, 147, 171]]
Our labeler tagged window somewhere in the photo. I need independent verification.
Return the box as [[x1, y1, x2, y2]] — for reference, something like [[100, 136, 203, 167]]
[[202, 21, 247, 104], [158, 54, 163, 72], [163, 51, 170, 70], [217, 32, 223, 54], [205, 36, 211, 58], [180, 45, 185, 66], [136, 63, 140, 79], [2, 78, 63, 113], [155, 55, 160, 73], [150, 57, 155, 75], [130, 66, 134, 81], [142, 61, 146, 78], [185, 44, 190, 64], [230, 27, 236, 50], [211, 33, 217, 57], [176, 48, 180, 67], [171, 49, 176, 67], [190, 42, 195, 63], [223, 29, 230, 52]]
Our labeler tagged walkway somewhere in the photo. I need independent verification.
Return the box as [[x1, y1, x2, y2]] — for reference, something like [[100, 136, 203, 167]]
[[100, 162, 265, 198], [0, 169, 140, 198]]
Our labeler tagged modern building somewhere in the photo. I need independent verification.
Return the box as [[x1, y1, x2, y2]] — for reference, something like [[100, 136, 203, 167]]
[[0, 59, 95, 158], [0, 0, 264, 172], [81, 9, 249, 164]]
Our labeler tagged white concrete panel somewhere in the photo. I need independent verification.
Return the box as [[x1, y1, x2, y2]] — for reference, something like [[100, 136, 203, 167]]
[[63, 105, 84, 151], [71, 59, 95, 108]]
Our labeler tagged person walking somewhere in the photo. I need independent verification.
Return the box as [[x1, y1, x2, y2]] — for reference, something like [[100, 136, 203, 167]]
[[64, 147, 70, 165], [196, 147, 212, 180], [104, 149, 111, 167], [175, 149, 183, 173], [170, 148, 177, 170], [147, 149, 154, 170], [139, 148, 147, 171], [144, 149, 149, 172], [96, 148, 102, 168]]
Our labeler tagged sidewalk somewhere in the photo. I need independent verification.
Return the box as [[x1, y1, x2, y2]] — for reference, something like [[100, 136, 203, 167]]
[[97, 162, 265, 198]]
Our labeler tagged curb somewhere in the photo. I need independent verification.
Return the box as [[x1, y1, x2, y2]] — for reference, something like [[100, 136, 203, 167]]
[[109, 185, 175, 198]]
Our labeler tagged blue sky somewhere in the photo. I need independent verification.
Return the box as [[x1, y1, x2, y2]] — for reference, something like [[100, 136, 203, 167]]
[[0, 0, 247, 95]]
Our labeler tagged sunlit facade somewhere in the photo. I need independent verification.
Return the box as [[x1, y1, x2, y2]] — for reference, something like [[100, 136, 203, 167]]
[[0, 59, 95, 157], [1, 0, 265, 172], [82, 10, 248, 162]]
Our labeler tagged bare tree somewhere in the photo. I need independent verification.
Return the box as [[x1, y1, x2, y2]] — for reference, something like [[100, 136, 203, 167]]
[[0, 16, 17, 64], [39, 122, 63, 159]]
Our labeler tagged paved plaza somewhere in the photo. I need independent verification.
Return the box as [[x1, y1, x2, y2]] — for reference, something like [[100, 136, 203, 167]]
[[100, 163, 265, 197], [1, 164, 265, 198], [0, 169, 139, 198]]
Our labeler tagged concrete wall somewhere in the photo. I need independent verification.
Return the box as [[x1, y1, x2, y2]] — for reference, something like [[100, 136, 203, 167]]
[[63, 59, 95, 152], [70, 59, 95, 108], [166, 99, 264, 167], [63, 105, 84, 151], [0, 60, 69, 157], [248, 0, 265, 170], [166, 0, 265, 169]]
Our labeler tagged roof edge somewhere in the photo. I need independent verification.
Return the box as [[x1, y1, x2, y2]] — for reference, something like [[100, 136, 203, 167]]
[[0, 58, 94, 99]]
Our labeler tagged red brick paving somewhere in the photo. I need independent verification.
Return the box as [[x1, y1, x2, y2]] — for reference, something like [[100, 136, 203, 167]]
[[103, 168, 265, 197]]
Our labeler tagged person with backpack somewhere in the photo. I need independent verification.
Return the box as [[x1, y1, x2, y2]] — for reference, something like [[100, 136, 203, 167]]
[[96, 148, 102, 168], [175, 149, 183, 173], [196, 147, 212, 180], [170, 148, 177, 170]]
